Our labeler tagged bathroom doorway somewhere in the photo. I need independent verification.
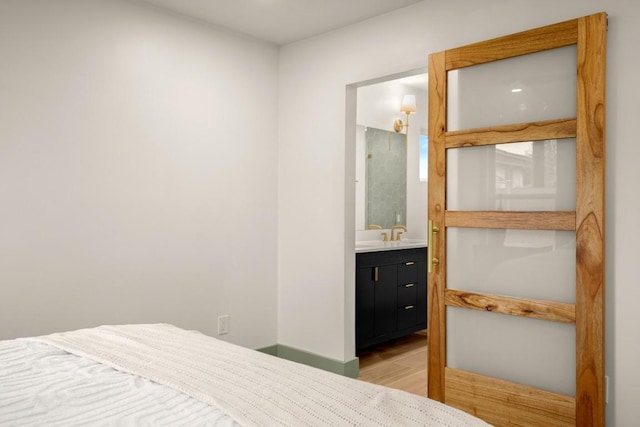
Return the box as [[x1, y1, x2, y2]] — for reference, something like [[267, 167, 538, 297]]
[[351, 70, 429, 396]]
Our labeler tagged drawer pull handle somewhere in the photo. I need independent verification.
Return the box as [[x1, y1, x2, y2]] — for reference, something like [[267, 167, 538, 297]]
[[405, 262, 415, 266], [404, 305, 415, 310], [404, 283, 415, 288], [374, 266, 379, 282]]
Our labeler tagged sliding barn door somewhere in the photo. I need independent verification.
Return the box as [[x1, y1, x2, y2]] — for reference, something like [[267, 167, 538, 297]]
[[427, 13, 606, 426]]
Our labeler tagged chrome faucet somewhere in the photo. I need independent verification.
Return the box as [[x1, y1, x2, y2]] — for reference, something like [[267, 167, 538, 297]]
[[390, 225, 407, 241]]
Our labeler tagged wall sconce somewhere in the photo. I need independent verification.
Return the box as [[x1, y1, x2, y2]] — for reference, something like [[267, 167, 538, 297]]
[[393, 94, 417, 133]]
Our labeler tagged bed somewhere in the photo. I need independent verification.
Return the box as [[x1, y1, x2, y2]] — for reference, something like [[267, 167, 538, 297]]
[[0, 323, 489, 426]]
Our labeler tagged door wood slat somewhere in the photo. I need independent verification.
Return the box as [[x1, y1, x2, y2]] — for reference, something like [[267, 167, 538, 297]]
[[427, 49, 448, 402], [445, 368, 576, 427], [575, 13, 607, 426], [445, 211, 576, 231], [445, 118, 577, 148], [445, 289, 576, 324], [445, 18, 578, 70]]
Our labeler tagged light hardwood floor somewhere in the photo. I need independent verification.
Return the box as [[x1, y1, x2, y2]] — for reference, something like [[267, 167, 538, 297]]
[[357, 330, 428, 397]]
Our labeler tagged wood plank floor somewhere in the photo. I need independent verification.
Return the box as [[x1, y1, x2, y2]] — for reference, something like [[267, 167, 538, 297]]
[[357, 330, 428, 397]]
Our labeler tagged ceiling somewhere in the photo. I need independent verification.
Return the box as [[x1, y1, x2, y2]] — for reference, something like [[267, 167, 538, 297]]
[[133, 0, 423, 45]]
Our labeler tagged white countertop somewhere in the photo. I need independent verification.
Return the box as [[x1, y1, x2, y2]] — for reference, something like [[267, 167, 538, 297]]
[[355, 239, 428, 253]]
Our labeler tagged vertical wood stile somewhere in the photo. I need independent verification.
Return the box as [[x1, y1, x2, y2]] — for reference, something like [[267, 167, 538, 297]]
[[427, 50, 447, 402], [575, 12, 607, 427]]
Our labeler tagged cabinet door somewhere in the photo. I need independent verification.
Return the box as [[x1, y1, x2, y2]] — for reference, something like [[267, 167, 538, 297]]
[[374, 264, 397, 337], [356, 267, 375, 343]]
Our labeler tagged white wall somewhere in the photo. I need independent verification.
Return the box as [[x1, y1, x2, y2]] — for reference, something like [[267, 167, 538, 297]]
[[354, 125, 366, 230], [0, 0, 279, 349], [278, 0, 639, 425]]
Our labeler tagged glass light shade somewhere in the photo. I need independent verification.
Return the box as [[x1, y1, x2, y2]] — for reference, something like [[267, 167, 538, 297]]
[[400, 94, 417, 114]]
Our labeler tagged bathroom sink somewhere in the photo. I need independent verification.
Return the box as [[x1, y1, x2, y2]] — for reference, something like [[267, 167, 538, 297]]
[[356, 241, 384, 247], [355, 239, 427, 253], [355, 241, 386, 251], [385, 239, 428, 249]]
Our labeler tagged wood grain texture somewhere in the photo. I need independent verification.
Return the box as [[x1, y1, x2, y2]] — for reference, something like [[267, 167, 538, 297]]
[[358, 331, 428, 397], [445, 118, 577, 148], [575, 12, 607, 427], [445, 368, 576, 427], [426, 50, 447, 403], [445, 18, 578, 70], [445, 290, 576, 324], [428, 12, 606, 425], [445, 211, 576, 231]]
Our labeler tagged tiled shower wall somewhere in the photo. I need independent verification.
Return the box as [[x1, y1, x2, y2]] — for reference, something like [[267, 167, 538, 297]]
[[365, 127, 407, 229]]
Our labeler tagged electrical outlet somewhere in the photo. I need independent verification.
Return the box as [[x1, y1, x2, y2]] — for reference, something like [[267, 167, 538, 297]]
[[217, 315, 229, 335]]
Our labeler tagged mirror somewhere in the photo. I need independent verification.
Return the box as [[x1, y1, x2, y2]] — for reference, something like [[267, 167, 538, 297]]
[[355, 73, 428, 239], [364, 128, 406, 229]]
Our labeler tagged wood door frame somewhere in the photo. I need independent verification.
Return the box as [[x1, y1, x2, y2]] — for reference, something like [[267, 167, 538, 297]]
[[427, 13, 606, 426]]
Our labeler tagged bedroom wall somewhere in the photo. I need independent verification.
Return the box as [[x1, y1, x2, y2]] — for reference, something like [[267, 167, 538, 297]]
[[0, 0, 279, 349], [278, 0, 639, 425]]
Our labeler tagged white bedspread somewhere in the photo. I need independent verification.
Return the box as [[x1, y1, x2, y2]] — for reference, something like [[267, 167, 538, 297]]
[[0, 339, 239, 426], [28, 324, 488, 426]]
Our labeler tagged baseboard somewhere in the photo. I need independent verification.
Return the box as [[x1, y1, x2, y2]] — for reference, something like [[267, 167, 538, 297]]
[[256, 344, 359, 378], [257, 344, 279, 357]]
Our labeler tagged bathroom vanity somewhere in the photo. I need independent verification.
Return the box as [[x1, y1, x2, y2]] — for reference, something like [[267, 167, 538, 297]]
[[355, 242, 427, 353]]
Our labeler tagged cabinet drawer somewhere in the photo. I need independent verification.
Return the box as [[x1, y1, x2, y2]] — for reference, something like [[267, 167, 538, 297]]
[[398, 304, 417, 330], [398, 261, 417, 285], [397, 282, 417, 307]]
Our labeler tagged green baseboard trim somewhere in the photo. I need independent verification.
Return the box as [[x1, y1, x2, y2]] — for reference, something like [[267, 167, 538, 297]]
[[257, 344, 278, 357], [256, 344, 359, 378]]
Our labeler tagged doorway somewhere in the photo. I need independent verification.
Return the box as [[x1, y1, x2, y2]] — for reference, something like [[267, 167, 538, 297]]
[[352, 71, 429, 394]]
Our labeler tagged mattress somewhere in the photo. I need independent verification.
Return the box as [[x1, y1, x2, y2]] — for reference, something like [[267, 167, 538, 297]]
[[0, 324, 489, 426]]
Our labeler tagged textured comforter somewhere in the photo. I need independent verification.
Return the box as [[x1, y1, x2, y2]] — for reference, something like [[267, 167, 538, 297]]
[[2, 324, 489, 426], [0, 339, 237, 426]]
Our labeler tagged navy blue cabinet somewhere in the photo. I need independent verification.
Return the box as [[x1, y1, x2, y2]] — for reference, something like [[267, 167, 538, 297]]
[[355, 247, 427, 353]]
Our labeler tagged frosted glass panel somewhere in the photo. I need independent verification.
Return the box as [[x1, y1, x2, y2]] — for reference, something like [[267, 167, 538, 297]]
[[447, 139, 576, 211], [447, 45, 577, 131], [447, 228, 575, 303], [447, 307, 575, 396]]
